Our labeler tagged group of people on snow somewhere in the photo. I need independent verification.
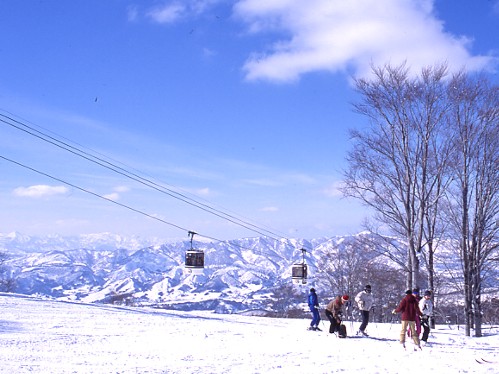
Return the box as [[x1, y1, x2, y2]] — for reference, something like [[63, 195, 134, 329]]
[[307, 285, 434, 347]]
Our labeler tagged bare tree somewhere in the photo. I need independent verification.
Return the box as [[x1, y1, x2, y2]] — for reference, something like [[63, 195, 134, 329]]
[[315, 233, 406, 322], [269, 282, 304, 318], [342, 62, 451, 291], [444, 71, 499, 337], [315, 236, 378, 297], [0, 252, 16, 292]]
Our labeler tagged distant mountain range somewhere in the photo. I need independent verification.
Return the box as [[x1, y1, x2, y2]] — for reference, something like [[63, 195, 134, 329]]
[[1, 232, 496, 313], [0, 232, 329, 312]]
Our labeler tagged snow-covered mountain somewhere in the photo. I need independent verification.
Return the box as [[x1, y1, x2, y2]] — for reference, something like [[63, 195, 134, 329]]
[[0, 231, 166, 253], [1, 232, 332, 311], [1, 232, 496, 314]]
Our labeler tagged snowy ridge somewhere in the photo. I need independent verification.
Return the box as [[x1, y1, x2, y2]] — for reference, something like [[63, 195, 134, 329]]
[[1, 232, 497, 313], [1, 232, 324, 310]]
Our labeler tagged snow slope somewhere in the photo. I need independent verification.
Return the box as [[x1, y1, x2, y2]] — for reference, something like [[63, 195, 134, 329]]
[[0, 293, 497, 373]]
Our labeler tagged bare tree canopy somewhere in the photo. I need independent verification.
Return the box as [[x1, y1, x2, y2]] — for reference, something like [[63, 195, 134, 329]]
[[444, 71, 499, 337], [343, 62, 451, 290], [342, 62, 498, 337]]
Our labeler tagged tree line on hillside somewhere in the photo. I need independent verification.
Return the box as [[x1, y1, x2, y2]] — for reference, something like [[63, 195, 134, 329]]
[[0, 253, 15, 292], [338, 62, 498, 337], [267, 234, 498, 326]]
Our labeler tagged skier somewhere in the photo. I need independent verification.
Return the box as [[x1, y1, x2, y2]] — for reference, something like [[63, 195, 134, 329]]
[[419, 290, 433, 345], [325, 295, 349, 337], [307, 288, 321, 331], [407, 288, 422, 337], [392, 290, 423, 350], [355, 284, 373, 336]]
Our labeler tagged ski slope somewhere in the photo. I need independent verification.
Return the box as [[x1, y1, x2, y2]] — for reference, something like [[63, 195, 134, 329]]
[[0, 294, 497, 373]]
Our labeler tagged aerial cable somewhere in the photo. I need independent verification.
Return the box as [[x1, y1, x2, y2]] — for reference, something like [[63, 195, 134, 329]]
[[0, 112, 286, 239], [3, 154, 322, 285], [0, 154, 294, 255], [0, 154, 188, 233], [0, 112, 286, 240]]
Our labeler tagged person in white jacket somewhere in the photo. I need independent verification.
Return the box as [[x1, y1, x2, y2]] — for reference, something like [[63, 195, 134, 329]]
[[419, 290, 433, 344], [355, 284, 374, 336]]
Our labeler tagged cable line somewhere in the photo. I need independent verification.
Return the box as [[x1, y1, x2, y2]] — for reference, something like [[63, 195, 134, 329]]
[[0, 112, 287, 240], [0, 154, 299, 258], [0, 154, 189, 233]]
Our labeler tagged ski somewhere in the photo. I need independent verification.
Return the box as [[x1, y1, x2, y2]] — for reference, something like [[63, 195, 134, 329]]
[[306, 327, 323, 332], [475, 358, 496, 364]]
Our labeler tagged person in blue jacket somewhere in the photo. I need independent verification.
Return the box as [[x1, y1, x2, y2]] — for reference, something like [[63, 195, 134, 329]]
[[308, 288, 321, 331]]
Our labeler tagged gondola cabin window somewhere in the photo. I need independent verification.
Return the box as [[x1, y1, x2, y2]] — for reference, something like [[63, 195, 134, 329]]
[[185, 249, 204, 274], [292, 263, 307, 284], [185, 231, 203, 274]]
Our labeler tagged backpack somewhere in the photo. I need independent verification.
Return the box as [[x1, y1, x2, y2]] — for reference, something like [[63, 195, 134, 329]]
[[338, 324, 347, 338]]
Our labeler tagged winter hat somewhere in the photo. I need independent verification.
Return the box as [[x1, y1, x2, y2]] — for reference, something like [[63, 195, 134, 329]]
[[365, 284, 372, 291], [310, 288, 316, 293], [412, 288, 420, 295], [342, 295, 349, 301], [424, 290, 432, 297], [405, 290, 412, 295]]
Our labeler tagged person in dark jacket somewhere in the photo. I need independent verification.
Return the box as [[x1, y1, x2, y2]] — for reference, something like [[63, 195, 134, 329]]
[[393, 290, 422, 349], [325, 295, 349, 335], [307, 288, 321, 331], [407, 288, 422, 337]]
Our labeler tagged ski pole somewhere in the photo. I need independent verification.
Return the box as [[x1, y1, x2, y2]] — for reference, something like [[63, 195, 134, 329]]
[[321, 319, 327, 331], [388, 312, 395, 332]]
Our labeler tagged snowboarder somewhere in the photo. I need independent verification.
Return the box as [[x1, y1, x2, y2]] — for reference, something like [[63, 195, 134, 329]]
[[392, 290, 422, 350], [419, 290, 433, 345], [307, 288, 321, 331], [325, 295, 349, 337], [355, 284, 373, 336]]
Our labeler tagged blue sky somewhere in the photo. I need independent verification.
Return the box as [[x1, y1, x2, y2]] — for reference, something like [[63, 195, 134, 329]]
[[0, 0, 498, 241]]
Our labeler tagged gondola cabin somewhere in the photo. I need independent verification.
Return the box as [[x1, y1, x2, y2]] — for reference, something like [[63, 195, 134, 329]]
[[185, 230, 204, 274], [292, 263, 308, 284], [185, 249, 204, 274]]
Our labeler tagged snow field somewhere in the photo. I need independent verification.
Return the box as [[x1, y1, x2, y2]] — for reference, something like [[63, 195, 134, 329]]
[[0, 294, 497, 373]]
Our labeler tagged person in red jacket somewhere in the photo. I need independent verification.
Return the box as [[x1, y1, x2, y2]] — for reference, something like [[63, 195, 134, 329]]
[[392, 290, 423, 350]]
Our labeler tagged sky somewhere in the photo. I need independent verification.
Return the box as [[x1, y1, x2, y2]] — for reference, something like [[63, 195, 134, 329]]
[[1, 293, 498, 373], [0, 0, 498, 242]]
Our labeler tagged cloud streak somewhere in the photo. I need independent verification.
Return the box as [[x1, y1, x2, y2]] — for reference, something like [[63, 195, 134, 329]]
[[234, 0, 496, 82], [146, 0, 222, 24], [13, 185, 68, 198], [147, 3, 186, 24]]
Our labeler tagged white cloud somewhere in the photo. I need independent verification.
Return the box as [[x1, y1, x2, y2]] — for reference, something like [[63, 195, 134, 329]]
[[102, 186, 130, 201], [114, 186, 130, 193], [234, 0, 496, 82], [103, 192, 120, 201], [195, 187, 211, 196], [241, 172, 316, 188], [322, 181, 344, 198], [147, 3, 187, 24], [13, 185, 69, 198], [145, 0, 222, 24], [260, 206, 279, 212]]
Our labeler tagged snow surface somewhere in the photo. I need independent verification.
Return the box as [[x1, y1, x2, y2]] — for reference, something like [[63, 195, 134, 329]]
[[0, 294, 497, 374]]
